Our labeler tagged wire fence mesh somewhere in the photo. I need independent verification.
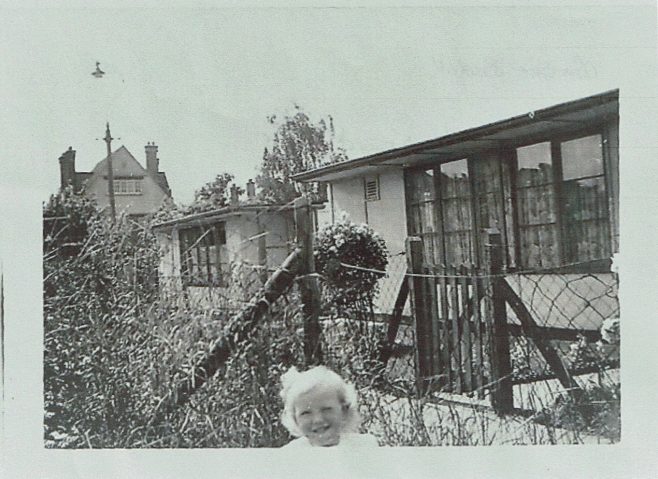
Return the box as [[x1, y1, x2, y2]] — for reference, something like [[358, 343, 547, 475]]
[[506, 269, 620, 385], [43, 205, 621, 448]]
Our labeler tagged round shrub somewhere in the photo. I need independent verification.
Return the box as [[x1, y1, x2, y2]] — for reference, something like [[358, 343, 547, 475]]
[[314, 216, 388, 305]]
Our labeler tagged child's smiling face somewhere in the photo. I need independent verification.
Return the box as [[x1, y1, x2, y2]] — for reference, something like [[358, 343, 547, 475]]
[[293, 385, 347, 446]]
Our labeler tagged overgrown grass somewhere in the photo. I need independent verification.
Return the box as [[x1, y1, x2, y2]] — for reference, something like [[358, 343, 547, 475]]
[[43, 198, 620, 448]]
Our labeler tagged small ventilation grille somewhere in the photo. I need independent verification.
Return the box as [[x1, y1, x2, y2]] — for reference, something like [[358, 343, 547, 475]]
[[364, 176, 380, 201]]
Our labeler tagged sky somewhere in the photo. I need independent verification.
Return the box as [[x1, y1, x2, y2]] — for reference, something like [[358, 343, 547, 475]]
[[2, 1, 658, 477], [2, 1, 655, 206]]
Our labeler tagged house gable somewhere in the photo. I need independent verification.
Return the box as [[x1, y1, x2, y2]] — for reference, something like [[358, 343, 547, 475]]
[[90, 146, 149, 179], [84, 145, 170, 216]]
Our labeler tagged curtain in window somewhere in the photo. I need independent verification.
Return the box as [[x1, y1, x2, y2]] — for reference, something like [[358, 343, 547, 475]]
[[560, 134, 610, 263], [440, 159, 474, 266], [406, 169, 441, 264], [515, 142, 560, 268], [472, 154, 515, 268]]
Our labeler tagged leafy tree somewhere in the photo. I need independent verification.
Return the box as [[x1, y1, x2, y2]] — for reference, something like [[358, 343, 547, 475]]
[[190, 172, 243, 213], [43, 186, 99, 257], [147, 196, 185, 226], [256, 105, 348, 204], [150, 173, 243, 225]]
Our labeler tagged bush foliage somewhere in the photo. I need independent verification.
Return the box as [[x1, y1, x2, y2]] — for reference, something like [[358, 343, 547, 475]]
[[43, 192, 620, 448], [314, 216, 388, 307]]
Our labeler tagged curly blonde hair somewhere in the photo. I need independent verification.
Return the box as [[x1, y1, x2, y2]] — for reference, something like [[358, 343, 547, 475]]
[[279, 365, 361, 437]]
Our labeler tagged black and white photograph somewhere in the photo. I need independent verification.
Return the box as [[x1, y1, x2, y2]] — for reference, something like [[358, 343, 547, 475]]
[[1, 1, 657, 478]]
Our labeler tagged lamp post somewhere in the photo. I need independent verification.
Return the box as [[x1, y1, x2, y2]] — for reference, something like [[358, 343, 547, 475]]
[[104, 122, 117, 222]]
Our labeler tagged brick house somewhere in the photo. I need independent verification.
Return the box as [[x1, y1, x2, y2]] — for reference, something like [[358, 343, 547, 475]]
[[57, 142, 172, 218]]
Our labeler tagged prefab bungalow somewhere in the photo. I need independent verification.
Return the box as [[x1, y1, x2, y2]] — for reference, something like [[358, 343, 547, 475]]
[[294, 90, 619, 274], [293, 90, 619, 347], [153, 200, 322, 309]]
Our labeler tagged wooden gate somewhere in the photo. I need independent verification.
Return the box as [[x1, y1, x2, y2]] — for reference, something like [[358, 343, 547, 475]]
[[405, 230, 515, 413], [406, 237, 493, 397], [405, 231, 584, 414]]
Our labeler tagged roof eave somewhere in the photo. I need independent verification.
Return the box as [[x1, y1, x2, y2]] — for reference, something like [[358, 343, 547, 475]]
[[152, 202, 324, 230], [292, 89, 619, 183]]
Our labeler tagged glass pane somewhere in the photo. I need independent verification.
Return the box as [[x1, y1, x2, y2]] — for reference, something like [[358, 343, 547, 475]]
[[478, 192, 503, 229], [406, 169, 440, 264], [197, 246, 208, 268], [216, 224, 226, 244], [473, 156, 503, 229], [516, 142, 553, 186], [419, 202, 436, 241], [519, 224, 559, 268], [440, 159, 473, 264], [561, 176, 610, 263], [444, 231, 473, 266], [562, 218, 611, 263], [473, 156, 500, 194], [410, 206, 422, 235], [562, 177, 608, 223], [442, 197, 472, 233], [408, 169, 435, 203], [515, 143, 557, 268], [561, 134, 603, 180], [516, 185, 557, 225], [440, 159, 469, 198]]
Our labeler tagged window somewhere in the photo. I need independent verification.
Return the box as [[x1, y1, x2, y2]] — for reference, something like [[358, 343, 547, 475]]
[[515, 142, 559, 268], [473, 153, 515, 269], [439, 160, 475, 265], [513, 133, 610, 268], [405, 131, 613, 271], [406, 159, 476, 266], [179, 223, 227, 287], [364, 176, 380, 201], [113, 178, 143, 195], [559, 134, 610, 263], [406, 168, 440, 264]]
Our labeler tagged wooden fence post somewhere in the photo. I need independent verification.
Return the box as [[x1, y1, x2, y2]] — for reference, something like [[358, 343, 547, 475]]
[[406, 236, 432, 395], [485, 229, 514, 414], [379, 279, 409, 364], [500, 280, 583, 399], [256, 215, 268, 285], [294, 196, 323, 365], [157, 247, 304, 420]]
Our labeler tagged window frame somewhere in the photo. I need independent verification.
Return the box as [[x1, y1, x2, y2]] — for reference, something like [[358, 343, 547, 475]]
[[178, 222, 227, 287], [404, 122, 614, 273], [113, 177, 144, 196], [511, 125, 611, 271]]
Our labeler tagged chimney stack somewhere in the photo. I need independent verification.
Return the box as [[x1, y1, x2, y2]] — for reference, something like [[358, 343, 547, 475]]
[[246, 179, 255, 199], [145, 142, 159, 176], [229, 184, 240, 207], [58, 146, 76, 190]]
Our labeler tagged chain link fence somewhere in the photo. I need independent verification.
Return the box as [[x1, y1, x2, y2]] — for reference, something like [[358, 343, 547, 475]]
[[43, 203, 620, 447], [506, 269, 620, 384]]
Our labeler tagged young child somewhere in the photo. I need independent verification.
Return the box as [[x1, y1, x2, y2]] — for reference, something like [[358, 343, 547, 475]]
[[279, 365, 379, 448]]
